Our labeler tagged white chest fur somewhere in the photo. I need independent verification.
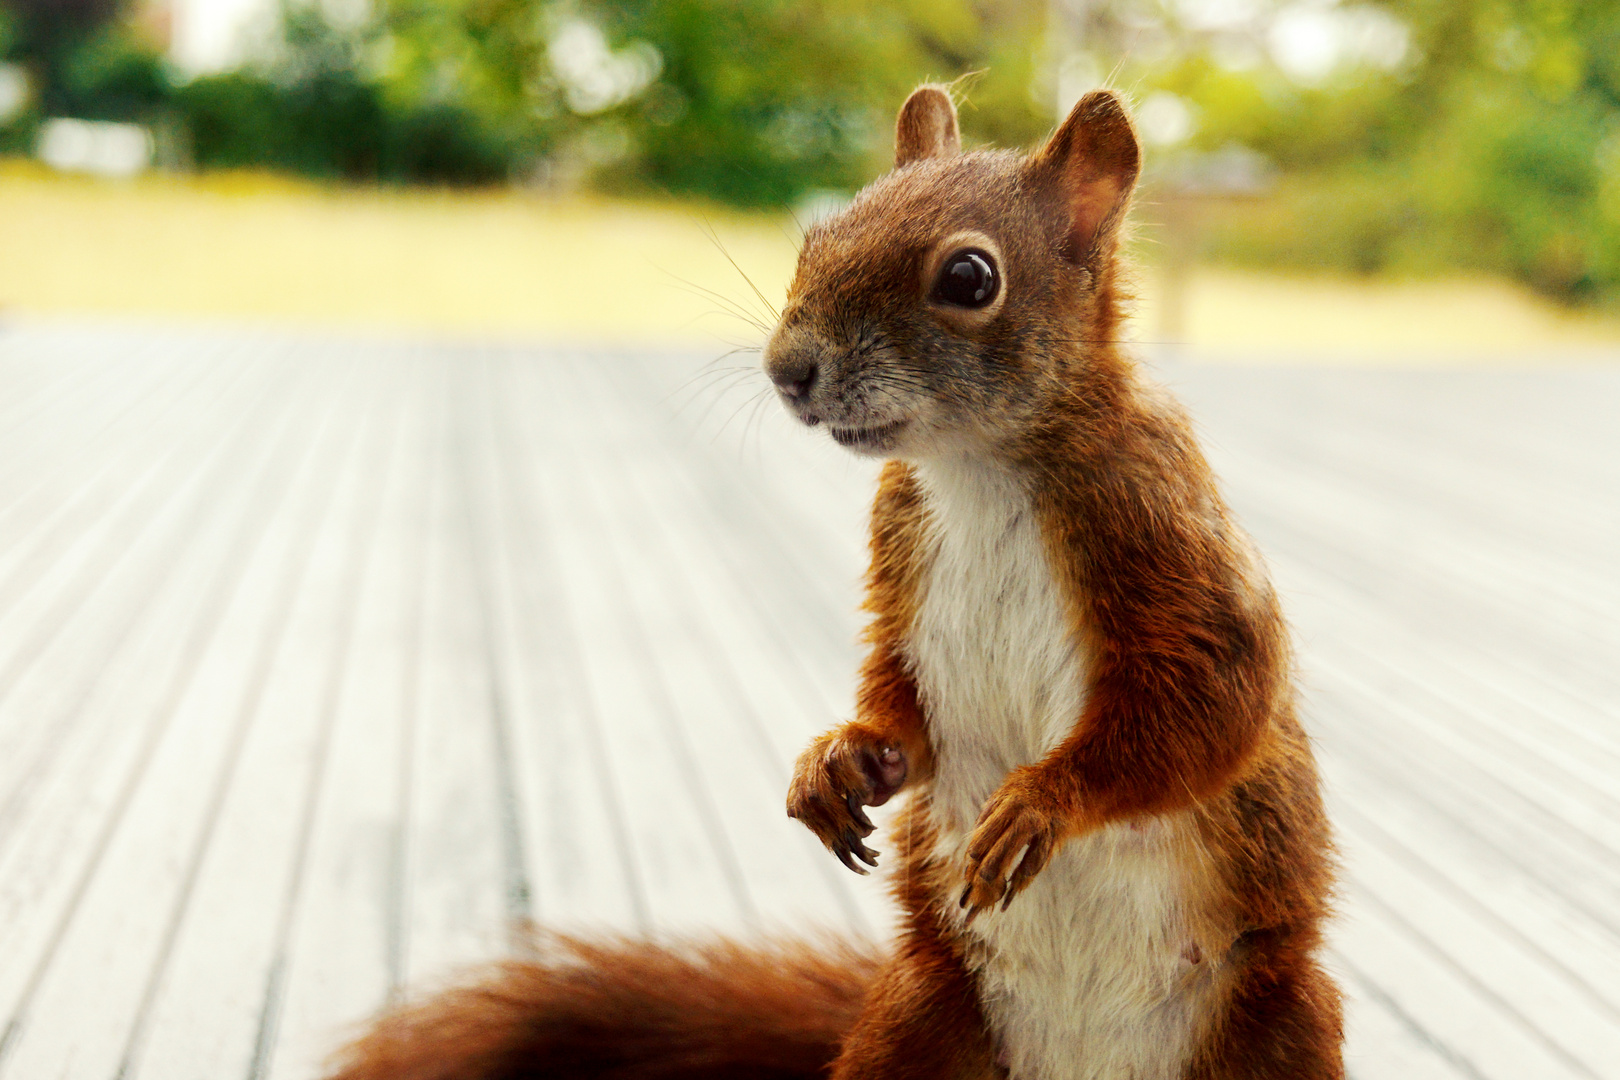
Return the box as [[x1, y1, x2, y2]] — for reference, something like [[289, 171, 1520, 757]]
[[905, 460, 1215, 1080]]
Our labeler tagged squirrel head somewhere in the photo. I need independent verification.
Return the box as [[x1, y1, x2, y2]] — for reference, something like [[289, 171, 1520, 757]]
[[763, 86, 1140, 460]]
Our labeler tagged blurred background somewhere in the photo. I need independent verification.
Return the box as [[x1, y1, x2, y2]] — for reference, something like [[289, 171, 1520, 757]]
[[1, 4, 1619, 1080], [2, 0, 1619, 353]]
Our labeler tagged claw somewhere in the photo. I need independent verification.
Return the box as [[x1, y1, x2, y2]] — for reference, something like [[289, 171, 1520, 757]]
[[1003, 834, 1050, 909], [834, 844, 870, 876], [959, 884, 973, 909], [845, 790, 874, 833], [842, 828, 879, 867]]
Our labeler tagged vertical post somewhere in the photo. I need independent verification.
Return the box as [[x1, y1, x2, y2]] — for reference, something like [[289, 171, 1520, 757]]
[[1050, 0, 1074, 119], [1158, 194, 1195, 347], [1049, 0, 1111, 120]]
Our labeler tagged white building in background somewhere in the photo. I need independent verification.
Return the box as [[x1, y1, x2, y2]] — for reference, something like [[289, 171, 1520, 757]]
[[162, 0, 280, 75], [0, 63, 28, 124], [22, 0, 277, 177], [38, 118, 154, 177]]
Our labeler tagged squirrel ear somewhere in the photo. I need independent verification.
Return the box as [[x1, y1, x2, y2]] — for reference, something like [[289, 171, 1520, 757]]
[[894, 85, 961, 168], [1032, 90, 1141, 264]]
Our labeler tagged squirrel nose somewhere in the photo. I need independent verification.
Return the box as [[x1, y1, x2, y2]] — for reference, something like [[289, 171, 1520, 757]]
[[769, 357, 818, 402]]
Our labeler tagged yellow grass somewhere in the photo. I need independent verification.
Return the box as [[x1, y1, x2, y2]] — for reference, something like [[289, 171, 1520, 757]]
[[0, 162, 795, 346], [1133, 265, 1620, 362], [5, 161, 1619, 361]]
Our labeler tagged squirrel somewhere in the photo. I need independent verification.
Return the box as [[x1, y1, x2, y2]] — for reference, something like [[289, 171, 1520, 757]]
[[327, 86, 1340, 1080]]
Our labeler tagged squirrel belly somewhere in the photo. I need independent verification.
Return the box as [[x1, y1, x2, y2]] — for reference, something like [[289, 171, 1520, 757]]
[[907, 457, 1226, 1080]]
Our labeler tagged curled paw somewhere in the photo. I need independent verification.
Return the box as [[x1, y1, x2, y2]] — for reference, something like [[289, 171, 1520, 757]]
[[959, 772, 1063, 918], [787, 728, 907, 875]]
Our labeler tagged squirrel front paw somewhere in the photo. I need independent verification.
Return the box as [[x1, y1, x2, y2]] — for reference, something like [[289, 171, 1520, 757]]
[[787, 727, 908, 875], [960, 768, 1066, 918]]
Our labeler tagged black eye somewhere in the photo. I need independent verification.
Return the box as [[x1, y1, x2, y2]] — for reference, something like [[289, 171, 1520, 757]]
[[931, 249, 999, 309]]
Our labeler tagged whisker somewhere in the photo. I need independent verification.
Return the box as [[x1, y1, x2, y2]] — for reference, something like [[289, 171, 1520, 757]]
[[684, 346, 763, 379], [777, 216, 809, 253], [1104, 52, 1133, 94], [712, 384, 773, 445], [741, 389, 774, 467], [677, 293, 774, 336], [657, 270, 775, 334], [739, 390, 777, 465], [677, 218, 776, 330], [670, 309, 769, 340], [673, 368, 764, 429], [697, 220, 781, 322], [947, 70, 987, 108], [703, 344, 763, 364], [667, 364, 757, 406], [1047, 337, 1186, 347]]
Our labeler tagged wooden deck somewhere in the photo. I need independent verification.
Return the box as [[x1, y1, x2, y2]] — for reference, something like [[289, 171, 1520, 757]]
[[0, 320, 1615, 1080]]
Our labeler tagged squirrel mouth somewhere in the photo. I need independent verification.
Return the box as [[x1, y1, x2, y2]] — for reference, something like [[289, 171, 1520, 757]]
[[829, 419, 906, 451]]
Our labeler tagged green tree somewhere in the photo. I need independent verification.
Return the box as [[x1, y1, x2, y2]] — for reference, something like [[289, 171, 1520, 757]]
[[602, 0, 1051, 204], [371, 0, 1053, 204], [1160, 0, 1620, 303]]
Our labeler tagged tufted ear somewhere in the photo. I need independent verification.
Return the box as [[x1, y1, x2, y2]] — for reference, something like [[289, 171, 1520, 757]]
[[1031, 90, 1140, 265], [894, 85, 961, 168]]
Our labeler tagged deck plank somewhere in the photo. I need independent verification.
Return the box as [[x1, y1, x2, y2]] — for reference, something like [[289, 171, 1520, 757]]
[[0, 352, 311, 1014], [0, 350, 348, 1076], [522, 354, 763, 933], [260, 348, 435, 1080], [131, 349, 407, 1080], [476, 350, 649, 933], [0, 375, 366, 1079], [397, 352, 518, 984]]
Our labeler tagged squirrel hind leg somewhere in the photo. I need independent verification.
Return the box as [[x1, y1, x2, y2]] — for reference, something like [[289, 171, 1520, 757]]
[[829, 928, 1003, 1080], [1186, 945, 1344, 1080], [325, 935, 881, 1080]]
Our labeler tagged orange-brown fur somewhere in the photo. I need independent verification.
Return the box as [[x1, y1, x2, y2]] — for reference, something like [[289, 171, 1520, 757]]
[[328, 86, 1339, 1080], [779, 86, 1340, 1079], [327, 936, 881, 1080]]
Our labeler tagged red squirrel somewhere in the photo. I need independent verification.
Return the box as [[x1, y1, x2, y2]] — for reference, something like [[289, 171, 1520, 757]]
[[328, 87, 1340, 1080]]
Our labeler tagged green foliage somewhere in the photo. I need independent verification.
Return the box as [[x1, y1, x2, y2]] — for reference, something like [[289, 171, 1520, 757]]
[[370, 0, 562, 170], [1, 0, 1053, 198], [3, 0, 1616, 303], [176, 8, 512, 182], [0, 0, 1061, 204], [594, 0, 884, 203], [590, 0, 1047, 205], [364, 0, 1052, 204], [0, 0, 126, 111], [1177, 0, 1620, 304], [57, 21, 168, 121], [176, 69, 510, 181]]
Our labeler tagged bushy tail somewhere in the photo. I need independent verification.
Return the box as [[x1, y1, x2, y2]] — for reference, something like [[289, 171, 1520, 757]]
[[326, 935, 882, 1080]]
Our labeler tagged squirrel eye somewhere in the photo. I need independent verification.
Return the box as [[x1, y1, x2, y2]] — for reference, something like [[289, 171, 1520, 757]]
[[931, 249, 999, 309]]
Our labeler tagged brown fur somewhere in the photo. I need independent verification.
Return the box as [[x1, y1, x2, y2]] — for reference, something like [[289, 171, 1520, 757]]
[[894, 86, 961, 168], [823, 795, 1003, 1080], [330, 85, 1340, 1080], [776, 86, 1342, 1078], [326, 936, 880, 1080]]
